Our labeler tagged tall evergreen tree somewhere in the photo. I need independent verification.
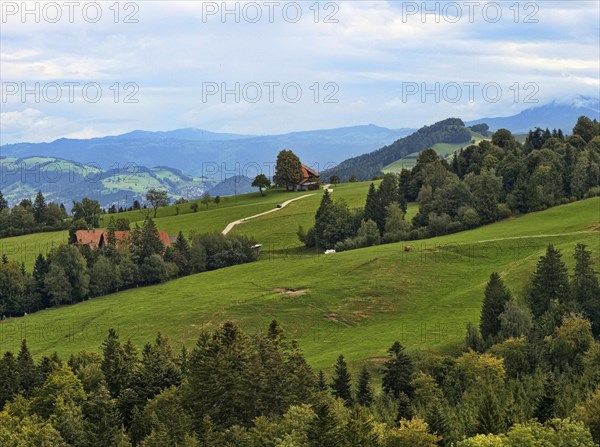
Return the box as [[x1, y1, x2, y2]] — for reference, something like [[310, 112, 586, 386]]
[[33, 191, 48, 224], [0, 352, 19, 407], [480, 272, 512, 340], [528, 244, 570, 318], [317, 370, 328, 392], [306, 402, 342, 447], [572, 243, 600, 336], [382, 341, 414, 399], [131, 219, 164, 264], [83, 385, 122, 447], [17, 340, 40, 397], [101, 329, 128, 397], [171, 231, 191, 275], [356, 365, 374, 406], [363, 183, 379, 223], [331, 355, 353, 406], [135, 333, 182, 402]]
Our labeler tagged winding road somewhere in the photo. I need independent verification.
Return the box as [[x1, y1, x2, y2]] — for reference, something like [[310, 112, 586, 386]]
[[222, 185, 333, 235], [221, 185, 332, 235]]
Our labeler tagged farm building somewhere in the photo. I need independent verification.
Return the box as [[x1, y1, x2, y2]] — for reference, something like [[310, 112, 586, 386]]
[[74, 229, 171, 250], [294, 164, 320, 191]]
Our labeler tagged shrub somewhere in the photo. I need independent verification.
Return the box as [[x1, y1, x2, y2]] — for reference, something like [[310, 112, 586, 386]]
[[497, 203, 512, 219], [428, 212, 452, 237]]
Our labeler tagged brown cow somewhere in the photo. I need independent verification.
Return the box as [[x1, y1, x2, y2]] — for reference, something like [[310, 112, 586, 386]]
[[404, 246, 413, 252]]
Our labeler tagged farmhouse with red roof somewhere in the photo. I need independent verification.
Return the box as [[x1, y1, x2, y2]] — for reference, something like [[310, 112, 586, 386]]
[[75, 229, 171, 250], [294, 164, 320, 191]]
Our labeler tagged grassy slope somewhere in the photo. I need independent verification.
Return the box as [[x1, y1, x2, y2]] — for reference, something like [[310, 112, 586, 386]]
[[1, 197, 597, 373], [1, 184, 374, 270]]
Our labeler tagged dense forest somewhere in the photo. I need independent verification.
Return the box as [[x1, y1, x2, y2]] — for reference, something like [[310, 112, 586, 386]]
[[0, 217, 258, 317], [1, 242, 599, 446], [301, 116, 600, 251], [321, 118, 476, 181]]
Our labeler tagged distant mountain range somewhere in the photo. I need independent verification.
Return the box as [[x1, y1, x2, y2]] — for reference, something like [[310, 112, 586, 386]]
[[0, 125, 414, 178], [1, 97, 598, 206], [466, 96, 599, 133]]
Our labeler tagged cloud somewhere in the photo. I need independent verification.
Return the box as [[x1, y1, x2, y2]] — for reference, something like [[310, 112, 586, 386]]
[[0, 0, 598, 142]]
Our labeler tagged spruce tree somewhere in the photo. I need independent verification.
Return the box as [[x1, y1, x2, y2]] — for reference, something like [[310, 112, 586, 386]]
[[0, 352, 19, 407], [101, 329, 127, 397], [317, 370, 328, 392], [267, 319, 284, 345], [172, 231, 191, 275], [528, 244, 570, 318], [83, 385, 122, 447], [476, 383, 506, 435], [17, 340, 40, 397], [382, 341, 414, 399], [356, 365, 373, 406], [572, 243, 600, 336], [106, 217, 117, 246], [33, 191, 48, 224], [132, 219, 164, 264], [480, 272, 512, 340], [306, 402, 342, 447], [364, 183, 379, 223], [345, 406, 378, 447], [331, 355, 353, 406]]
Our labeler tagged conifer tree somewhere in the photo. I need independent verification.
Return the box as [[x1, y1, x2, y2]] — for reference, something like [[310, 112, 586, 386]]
[[528, 244, 570, 318], [364, 183, 379, 223], [382, 341, 414, 399], [317, 370, 328, 392], [0, 351, 19, 407], [17, 339, 39, 397], [331, 355, 353, 406], [101, 329, 128, 397], [356, 365, 374, 407], [83, 385, 122, 447], [480, 272, 512, 340], [572, 243, 600, 336], [306, 402, 342, 447], [33, 191, 48, 224]]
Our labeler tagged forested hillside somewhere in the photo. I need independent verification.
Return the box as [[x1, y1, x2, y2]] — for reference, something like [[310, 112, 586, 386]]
[[321, 118, 473, 181]]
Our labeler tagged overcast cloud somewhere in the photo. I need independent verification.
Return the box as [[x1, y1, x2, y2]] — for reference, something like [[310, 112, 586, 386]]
[[1, 0, 598, 143]]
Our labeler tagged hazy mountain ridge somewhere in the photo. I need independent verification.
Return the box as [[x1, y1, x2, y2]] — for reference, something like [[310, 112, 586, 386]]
[[466, 96, 599, 133], [0, 156, 209, 208]]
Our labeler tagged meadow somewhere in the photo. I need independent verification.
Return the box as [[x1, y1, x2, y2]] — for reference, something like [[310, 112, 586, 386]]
[[1, 193, 597, 373]]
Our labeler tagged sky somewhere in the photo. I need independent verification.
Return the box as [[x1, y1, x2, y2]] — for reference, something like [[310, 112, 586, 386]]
[[0, 0, 599, 144]]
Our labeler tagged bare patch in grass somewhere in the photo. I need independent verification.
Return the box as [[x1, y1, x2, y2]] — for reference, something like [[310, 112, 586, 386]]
[[274, 288, 309, 297]]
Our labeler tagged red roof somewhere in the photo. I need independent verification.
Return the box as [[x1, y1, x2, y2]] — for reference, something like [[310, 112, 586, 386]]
[[75, 230, 105, 248], [301, 164, 320, 179], [75, 229, 171, 249], [157, 231, 171, 248]]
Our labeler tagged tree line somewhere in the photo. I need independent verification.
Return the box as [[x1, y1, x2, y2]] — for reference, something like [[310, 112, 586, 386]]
[[301, 116, 600, 251], [1, 242, 599, 445], [0, 191, 69, 238], [0, 217, 258, 317]]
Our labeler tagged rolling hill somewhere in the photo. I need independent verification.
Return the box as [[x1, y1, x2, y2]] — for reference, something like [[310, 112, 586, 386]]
[[321, 118, 474, 181], [0, 181, 597, 372], [0, 156, 209, 208]]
